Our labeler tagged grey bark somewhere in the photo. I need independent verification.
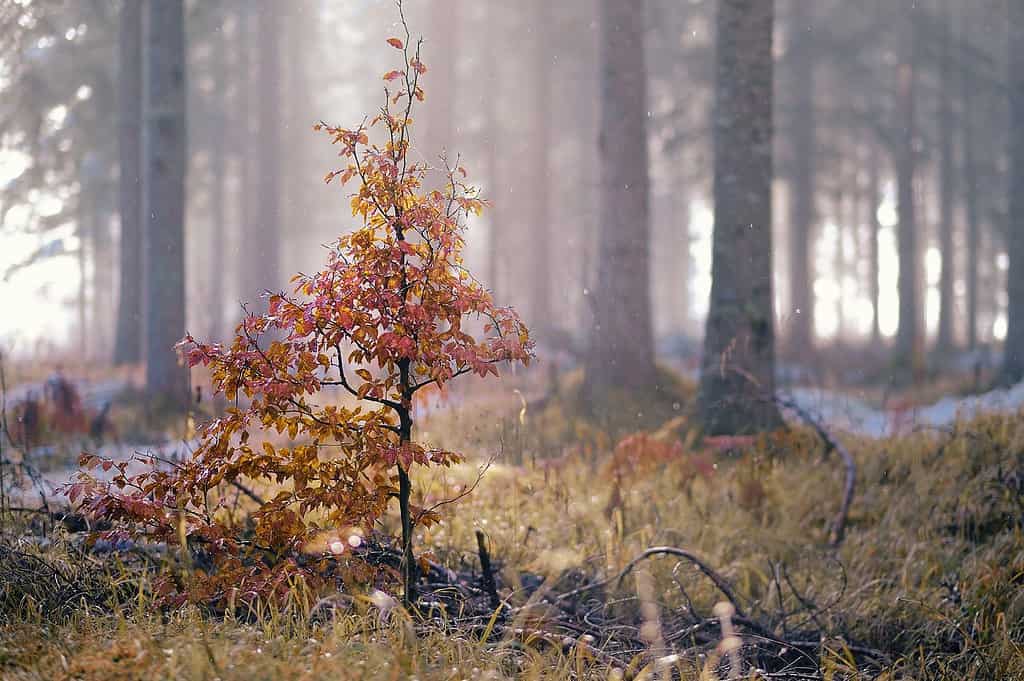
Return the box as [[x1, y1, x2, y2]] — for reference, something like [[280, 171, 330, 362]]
[[696, 0, 783, 434], [235, 6, 255, 306], [484, 3, 503, 301], [251, 0, 281, 295], [583, 0, 657, 397], [208, 4, 227, 340], [867, 140, 882, 345], [894, 4, 921, 367], [961, 6, 980, 352], [786, 0, 816, 356], [529, 0, 553, 338], [1000, 0, 1024, 383], [936, 0, 956, 354], [142, 0, 189, 406], [114, 0, 143, 365]]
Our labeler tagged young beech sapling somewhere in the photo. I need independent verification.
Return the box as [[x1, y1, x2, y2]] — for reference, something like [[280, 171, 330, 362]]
[[66, 24, 532, 608]]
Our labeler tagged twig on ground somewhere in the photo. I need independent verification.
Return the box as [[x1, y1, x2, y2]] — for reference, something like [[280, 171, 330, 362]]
[[775, 395, 856, 547]]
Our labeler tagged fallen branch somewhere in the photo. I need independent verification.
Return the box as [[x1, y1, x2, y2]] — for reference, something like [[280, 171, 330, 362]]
[[556, 545, 747, 619], [776, 395, 856, 547]]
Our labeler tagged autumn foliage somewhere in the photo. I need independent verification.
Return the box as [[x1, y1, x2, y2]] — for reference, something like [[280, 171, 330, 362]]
[[66, 27, 532, 608]]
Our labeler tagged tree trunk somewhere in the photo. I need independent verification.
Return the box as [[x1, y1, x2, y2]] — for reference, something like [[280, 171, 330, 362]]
[[235, 6, 255, 306], [1000, 0, 1024, 384], [962, 7, 980, 352], [207, 4, 227, 341], [696, 0, 782, 435], [142, 0, 189, 406], [786, 0, 816, 356], [424, 0, 458, 168], [484, 2, 504, 301], [114, 0, 143, 365], [936, 0, 956, 354], [529, 0, 553, 338], [894, 5, 921, 371], [251, 0, 281, 295], [869, 142, 882, 344], [583, 0, 657, 398]]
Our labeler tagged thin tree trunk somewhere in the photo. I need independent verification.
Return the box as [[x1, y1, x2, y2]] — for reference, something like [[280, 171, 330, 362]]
[[583, 0, 657, 398], [869, 142, 882, 344], [697, 0, 783, 434], [208, 5, 227, 340], [250, 0, 281, 295], [529, 0, 553, 338], [142, 0, 188, 406], [832, 168, 845, 343], [484, 4, 503, 300], [1000, 0, 1024, 383], [787, 0, 816, 355], [235, 5, 253, 305], [962, 7, 980, 352], [114, 0, 143, 365], [894, 4, 921, 370], [937, 0, 956, 354]]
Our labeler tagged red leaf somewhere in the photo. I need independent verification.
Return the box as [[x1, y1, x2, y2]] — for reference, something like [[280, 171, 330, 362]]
[[387, 37, 404, 49]]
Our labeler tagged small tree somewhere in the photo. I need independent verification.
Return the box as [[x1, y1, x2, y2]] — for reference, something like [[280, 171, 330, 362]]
[[68, 23, 532, 607]]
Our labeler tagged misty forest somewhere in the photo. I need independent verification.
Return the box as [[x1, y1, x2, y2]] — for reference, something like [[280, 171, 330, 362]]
[[2, 0, 1024, 679]]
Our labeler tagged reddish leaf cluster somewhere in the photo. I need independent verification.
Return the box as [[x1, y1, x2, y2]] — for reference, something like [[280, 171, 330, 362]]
[[66, 31, 532, 608]]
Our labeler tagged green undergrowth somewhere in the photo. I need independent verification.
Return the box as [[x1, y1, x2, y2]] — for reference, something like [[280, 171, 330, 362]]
[[2, 403, 1024, 679]]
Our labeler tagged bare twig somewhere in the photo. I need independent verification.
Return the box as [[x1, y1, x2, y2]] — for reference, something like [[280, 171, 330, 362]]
[[775, 395, 856, 547]]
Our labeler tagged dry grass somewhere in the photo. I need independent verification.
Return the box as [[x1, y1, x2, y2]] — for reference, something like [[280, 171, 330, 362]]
[[2, 373, 1024, 679]]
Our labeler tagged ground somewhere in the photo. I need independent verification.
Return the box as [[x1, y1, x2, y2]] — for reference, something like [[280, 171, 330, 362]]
[[1, 362, 1023, 680]]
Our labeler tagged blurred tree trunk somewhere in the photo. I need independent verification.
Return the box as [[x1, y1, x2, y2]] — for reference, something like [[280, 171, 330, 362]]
[[583, 0, 657, 398], [1000, 0, 1024, 384], [936, 0, 955, 354], [207, 4, 227, 340], [114, 0, 143, 365], [696, 0, 782, 434], [235, 5, 255, 305], [832, 166, 845, 342], [484, 3, 503, 300], [248, 0, 281, 295], [869, 142, 882, 344], [529, 0, 552, 338], [786, 0, 816, 356], [142, 0, 189, 406], [424, 0, 457, 166], [961, 7, 980, 352], [894, 4, 921, 371]]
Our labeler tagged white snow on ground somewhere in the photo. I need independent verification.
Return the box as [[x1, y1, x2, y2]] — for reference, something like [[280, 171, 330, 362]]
[[781, 380, 1024, 439]]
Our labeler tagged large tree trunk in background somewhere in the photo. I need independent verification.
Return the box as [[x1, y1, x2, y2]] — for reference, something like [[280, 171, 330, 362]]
[[583, 0, 657, 398], [962, 8, 980, 352], [1000, 0, 1024, 384], [114, 0, 143, 365], [936, 0, 956, 354], [207, 4, 227, 341], [528, 0, 553, 339], [696, 0, 782, 434], [786, 0, 816, 356], [894, 5, 921, 370], [142, 0, 188, 406]]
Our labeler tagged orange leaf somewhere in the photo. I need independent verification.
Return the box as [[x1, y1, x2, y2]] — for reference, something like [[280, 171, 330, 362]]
[[383, 70, 403, 82], [387, 37, 404, 49]]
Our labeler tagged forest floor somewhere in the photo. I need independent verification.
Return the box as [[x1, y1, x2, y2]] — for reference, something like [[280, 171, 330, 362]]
[[1, 362, 1023, 679]]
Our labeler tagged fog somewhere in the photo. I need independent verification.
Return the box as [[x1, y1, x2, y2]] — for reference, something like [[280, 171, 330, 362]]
[[0, 0, 1019, 392]]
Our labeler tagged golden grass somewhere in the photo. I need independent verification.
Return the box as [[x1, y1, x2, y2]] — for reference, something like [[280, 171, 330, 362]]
[[2, 375, 1024, 679]]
